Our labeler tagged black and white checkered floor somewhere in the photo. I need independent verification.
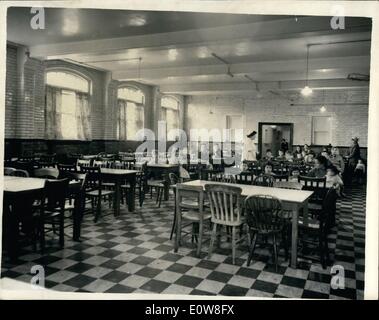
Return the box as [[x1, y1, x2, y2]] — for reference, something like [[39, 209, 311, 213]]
[[1, 186, 365, 299]]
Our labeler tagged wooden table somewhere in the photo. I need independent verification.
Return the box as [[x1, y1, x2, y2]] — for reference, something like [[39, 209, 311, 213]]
[[146, 164, 179, 200], [182, 179, 314, 268], [100, 168, 138, 216], [3, 176, 83, 260]]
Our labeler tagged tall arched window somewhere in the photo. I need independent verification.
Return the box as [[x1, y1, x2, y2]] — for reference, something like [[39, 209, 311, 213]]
[[161, 96, 180, 138], [45, 70, 91, 140], [118, 86, 145, 140]]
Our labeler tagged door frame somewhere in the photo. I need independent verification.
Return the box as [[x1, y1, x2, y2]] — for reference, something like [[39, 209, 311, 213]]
[[258, 122, 294, 159]]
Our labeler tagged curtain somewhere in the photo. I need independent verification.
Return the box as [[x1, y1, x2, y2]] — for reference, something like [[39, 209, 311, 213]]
[[45, 86, 62, 139], [118, 99, 127, 140], [76, 92, 91, 140]]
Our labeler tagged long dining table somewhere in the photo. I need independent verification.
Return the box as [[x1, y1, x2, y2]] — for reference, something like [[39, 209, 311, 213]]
[[3, 176, 84, 260], [181, 179, 314, 268]]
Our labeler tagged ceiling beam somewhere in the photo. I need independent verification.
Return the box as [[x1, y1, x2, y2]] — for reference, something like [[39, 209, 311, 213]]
[[29, 16, 371, 58], [112, 55, 370, 80], [159, 79, 368, 94]]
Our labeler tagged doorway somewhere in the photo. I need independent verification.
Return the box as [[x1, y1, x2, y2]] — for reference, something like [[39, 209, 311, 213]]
[[258, 122, 293, 158]]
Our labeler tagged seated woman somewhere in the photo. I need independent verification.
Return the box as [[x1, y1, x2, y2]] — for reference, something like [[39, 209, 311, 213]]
[[354, 158, 366, 184], [307, 155, 328, 178], [284, 150, 294, 162], [276, 149, 286, 161], [293, 146, 303, 160]]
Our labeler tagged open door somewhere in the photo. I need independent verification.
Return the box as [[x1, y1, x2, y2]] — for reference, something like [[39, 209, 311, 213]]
[[258, 122, 293, 158]]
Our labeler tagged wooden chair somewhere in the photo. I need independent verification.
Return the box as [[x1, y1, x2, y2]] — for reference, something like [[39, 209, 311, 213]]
[[4, 167, 16, 176], [298, 175, 327, 210], [122, 161, 148, 207], [273, 173, 289, 182], [79, 166, 114, 222], [253, 174, 274, 187], [174, 184, 211, 257], [57, 163, 77, 178], [34, 168, 59, 179], [244, 195, 288, 271], [36, 161, 56, 169], [10, 169, 29, 177], [169, 173, 180, 240], [205, 184, 245, 264], [77, 159, 91, 169], [37, 178, 69, 252], [298, 188, 338, 269], [234, 171, 254, 185]]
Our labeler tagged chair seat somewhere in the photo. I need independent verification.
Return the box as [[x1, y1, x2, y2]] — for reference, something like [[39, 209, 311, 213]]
[[102, 182, 115, 187], [298, 217, 320, 229], [86, 189, 114, 197], [148, 180, 165, 187], [182, 210, 211, 221], [212, 216, 245, 227]]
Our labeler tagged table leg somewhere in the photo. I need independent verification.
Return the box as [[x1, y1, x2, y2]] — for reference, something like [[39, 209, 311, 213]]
[[73, 191, 84, 241], [164, 172, 170, 201], [290, 205, 299, 268], [302, 199, 309, 226], [127, 174, 136, 212], [114, 178, 121, 217]]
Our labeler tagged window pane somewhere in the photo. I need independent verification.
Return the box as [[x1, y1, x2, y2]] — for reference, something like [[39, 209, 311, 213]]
[[46, 71, 89, 93], [161, 96, 179, 110], [118, 87, 144, 103]]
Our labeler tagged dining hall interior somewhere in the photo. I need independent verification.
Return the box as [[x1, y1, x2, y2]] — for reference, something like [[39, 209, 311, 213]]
[[1, 7, 370, 299]]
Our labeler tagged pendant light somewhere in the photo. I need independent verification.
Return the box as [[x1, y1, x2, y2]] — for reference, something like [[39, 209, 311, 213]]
[[320, 90, 327, 112], [301, 45, 313, 96]]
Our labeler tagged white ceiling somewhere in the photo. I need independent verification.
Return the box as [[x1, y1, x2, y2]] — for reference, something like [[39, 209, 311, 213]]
[[8, 8, 371, 96]]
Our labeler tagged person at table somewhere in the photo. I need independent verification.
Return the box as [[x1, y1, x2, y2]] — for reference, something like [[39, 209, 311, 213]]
[[326, 165, 344, 197], [280, 138, 289, 152], [293, 146, 302, 160], [276, 149, 286, 161], [329, 147, 345, 173], [244, 131, 258, 161], [263, 162, 275, 175], [285, 150, 294, 162], [304, 151, 315, 164], [321, 147, 333, 166], [262, 149, 274, 162], [303, 144, 311, 155], [307, 155, 328, 178]]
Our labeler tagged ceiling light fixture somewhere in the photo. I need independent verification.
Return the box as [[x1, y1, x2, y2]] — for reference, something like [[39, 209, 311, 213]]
[[301, 45, 313, 96], [320, 90, 327, 112]]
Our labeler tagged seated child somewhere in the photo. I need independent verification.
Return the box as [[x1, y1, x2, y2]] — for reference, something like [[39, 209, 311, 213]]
[[264, 162, 275, 175], [276, 149, 286, 161], [326, 165, 344, 196], [285, 150, 294, 162], [354, 158, 366, 184], [263, 149, 274, 161]]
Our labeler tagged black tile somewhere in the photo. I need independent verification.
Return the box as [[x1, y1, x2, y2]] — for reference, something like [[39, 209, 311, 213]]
[[106, 284, 135, 293], [154, 244, 173, 252], [280, 276, 306, 289], [190, 289, 215, 296], [66, 262, 94, 273], [160, 253, 183, 262], [100, 259, 125, 270], [207, 271, 233, 283], [135, 267, 162, 278], [140, 279, 170, 293], [236, 267, 261, 279], [175, 275, 203, 288], [196, 260, 220, 270], [219, 284, 249, 296], [98, 241, 120, 249], [67, 252, 93, 262], [127, 247, 150, 255], [167, 263, 192, 274], [131, 256, 155, 266], [63, 275, 96, 288], [102, 270, 130, 283], [302, 289, 329, 299], [330, 287, 356, 299], [251, 280, 278, 294], [307, 272, 331, 283], [99, 249, 123, 258]]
